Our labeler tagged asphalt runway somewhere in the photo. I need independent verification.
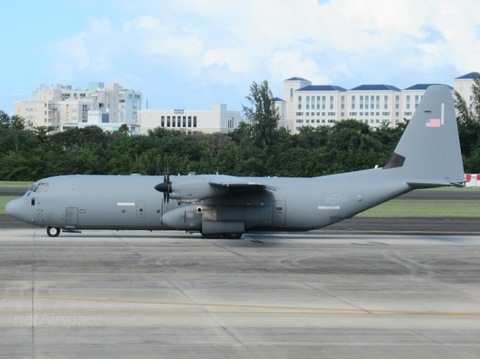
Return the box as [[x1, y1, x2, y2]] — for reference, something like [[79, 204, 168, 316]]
[[3, 214, 480, 235], [0, 229, 479, 358]]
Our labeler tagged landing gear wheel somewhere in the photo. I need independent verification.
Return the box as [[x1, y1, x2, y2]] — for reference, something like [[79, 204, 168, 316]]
[[201, 233, 221, 239], [222, 233, 243, 239], [46, 227, 61, 237]]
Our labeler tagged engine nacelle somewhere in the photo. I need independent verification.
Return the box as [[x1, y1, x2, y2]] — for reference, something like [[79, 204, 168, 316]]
[[170, 179, 229, 200], [161, 206, 202, 230]]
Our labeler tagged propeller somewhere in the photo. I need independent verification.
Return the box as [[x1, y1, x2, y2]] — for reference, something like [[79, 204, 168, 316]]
[[154, 165, 172, 203]]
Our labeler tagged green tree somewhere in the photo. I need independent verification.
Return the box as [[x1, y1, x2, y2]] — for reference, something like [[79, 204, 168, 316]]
[[242, 80, 280, 148], [0, 111, 25, 131], [454, 74, 480, 169]]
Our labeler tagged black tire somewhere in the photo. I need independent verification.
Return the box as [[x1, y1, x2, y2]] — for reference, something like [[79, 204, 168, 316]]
[[222, 233, 243, 239], [201, 233, 221, 239], [46, 227, 61, 237]]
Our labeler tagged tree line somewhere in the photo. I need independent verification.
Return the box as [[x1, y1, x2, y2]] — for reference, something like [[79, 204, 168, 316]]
[[1, 79, 479, 181]]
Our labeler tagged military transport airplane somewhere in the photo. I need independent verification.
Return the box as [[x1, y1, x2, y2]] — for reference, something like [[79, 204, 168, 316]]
[[6, 85, 464, 238]]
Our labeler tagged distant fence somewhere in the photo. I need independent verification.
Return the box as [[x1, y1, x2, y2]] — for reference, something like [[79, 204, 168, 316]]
[[465, 174, 479, 187]]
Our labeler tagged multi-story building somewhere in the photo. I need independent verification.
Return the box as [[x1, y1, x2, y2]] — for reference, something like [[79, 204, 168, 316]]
[[279, 73, 479, 133], [454, 72, 479, 112], [14, 82, 143, 134], [137, 104, 243, 135]]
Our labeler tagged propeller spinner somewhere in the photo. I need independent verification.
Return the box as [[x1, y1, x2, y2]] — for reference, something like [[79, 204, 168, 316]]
[[154, 166, 172, 203]]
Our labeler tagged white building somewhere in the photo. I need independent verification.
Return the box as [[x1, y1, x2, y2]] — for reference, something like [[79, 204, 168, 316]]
[[454, 72, 479, 112], [137, 104, 243, 135], [15, 82, 142, 134], [278, 75, 480, 133]]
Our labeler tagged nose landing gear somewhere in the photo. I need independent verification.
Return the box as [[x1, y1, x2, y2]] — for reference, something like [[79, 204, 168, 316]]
[[46, 227, 61, 237]]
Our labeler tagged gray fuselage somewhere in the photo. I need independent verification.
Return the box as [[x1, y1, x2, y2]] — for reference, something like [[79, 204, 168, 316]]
[[8, 170, 411, 232]]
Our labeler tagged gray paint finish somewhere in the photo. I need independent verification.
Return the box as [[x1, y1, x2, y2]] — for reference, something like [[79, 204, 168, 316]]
[[6, 85, 465, 237]]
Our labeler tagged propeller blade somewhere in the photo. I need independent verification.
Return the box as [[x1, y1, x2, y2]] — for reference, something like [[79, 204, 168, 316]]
[[155, 163, 172, 203]]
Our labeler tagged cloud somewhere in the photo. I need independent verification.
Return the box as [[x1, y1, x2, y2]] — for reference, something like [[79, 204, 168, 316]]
[[44, 0, 480, 101]]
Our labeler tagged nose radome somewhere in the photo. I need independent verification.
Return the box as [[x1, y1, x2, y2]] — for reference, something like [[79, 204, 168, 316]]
[[5, 198, 25, 221]]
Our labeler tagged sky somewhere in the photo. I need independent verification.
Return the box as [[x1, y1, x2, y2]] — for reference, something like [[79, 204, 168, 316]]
[[1, 0, 479, 116]]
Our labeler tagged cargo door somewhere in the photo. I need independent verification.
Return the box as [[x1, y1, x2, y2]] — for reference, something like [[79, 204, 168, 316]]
[[65, 207, 78, 227]]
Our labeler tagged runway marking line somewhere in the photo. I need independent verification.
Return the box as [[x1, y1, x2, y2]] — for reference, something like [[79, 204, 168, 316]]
[[1, 295, 479, 317]]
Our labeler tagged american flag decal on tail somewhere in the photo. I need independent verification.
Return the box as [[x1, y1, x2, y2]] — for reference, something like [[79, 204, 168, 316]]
[[425, 118, 441, 128]]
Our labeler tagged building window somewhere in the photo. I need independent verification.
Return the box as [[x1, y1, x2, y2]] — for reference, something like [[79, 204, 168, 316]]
[[290, 89, 293, 102], [193, 116, 197, 127], [167, 116, 170, 127], [341, 96, 345, 110], [322, 96, 326, 110]]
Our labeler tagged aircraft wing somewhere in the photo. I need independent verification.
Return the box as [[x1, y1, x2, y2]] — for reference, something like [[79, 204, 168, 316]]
[[155, 174, 270, 202], [208, 176, 267, 189]]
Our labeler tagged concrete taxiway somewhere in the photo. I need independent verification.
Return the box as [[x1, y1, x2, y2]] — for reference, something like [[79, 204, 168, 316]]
[[0, 228, 479, 358]]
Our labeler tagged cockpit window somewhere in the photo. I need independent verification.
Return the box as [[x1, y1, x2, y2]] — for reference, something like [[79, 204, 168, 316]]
[[36, 182, 49, 193], [26, 182, 49, 196]]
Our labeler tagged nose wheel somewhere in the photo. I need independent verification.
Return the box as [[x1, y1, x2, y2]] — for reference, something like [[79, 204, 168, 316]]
[[46, 227, 61, 237]]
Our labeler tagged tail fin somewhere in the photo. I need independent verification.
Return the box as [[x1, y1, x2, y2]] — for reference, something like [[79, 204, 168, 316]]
[[384, 85, 464, 187]]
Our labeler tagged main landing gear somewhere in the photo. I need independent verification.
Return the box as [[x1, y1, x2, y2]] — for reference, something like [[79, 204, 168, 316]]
[[46, 226, 61, 237], [201, 233, 243, 239]]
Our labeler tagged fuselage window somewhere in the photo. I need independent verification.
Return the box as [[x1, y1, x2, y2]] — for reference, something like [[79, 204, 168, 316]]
[[31, 198, 35, 206]]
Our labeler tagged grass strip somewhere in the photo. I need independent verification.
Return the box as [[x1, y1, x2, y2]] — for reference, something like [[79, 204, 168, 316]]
[[358, 199, 480, 217], [0, 181, 33, 187]]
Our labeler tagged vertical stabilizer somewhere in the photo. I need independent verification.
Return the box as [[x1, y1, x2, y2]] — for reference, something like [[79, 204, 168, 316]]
[[384, 85, 464, 185]]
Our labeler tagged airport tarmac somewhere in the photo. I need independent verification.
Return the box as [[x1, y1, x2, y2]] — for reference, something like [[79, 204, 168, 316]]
[[0, 228, 479, 358]]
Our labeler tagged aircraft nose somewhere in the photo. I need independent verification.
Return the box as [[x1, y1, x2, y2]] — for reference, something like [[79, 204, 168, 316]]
[[5, 198, 26, 221]]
